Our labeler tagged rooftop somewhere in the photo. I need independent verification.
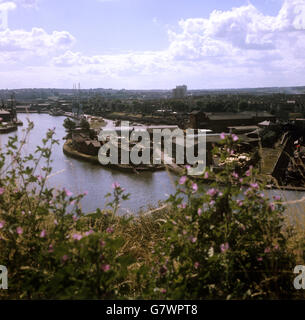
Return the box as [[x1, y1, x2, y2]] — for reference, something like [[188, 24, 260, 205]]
[[0, 109, 10, 115]]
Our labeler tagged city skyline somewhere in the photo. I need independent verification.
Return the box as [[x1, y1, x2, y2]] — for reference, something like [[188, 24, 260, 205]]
[[0, 0, 304, 89]]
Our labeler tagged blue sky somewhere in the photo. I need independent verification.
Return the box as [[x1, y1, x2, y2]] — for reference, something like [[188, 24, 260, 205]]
[[0, 0, 304, 89]]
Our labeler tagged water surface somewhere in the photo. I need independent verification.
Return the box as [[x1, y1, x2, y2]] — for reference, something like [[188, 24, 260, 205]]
[[0, 113, 304, 217]]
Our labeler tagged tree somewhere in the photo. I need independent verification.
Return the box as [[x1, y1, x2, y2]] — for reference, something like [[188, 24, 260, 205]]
[[63, 118, 76, 139], [80, 118, 90, 131]]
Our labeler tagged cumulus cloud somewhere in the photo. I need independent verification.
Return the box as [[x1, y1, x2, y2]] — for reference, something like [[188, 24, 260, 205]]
[[0, 0, 39, 8], [0, 1, 16, 11], [52, 50, 171, 77], [1, 0, 305, 88], [168, 0, 305, 60], [52, 1, 305, 78], [0, 28, 75, 54]]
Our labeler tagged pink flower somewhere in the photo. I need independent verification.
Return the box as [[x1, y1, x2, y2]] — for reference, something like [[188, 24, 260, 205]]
[[16, 227, 23, 235], [269, 203, 275, 211], [83, 191, 88, 196], [72, 215, 78, 222], [273, 195, 281, 201], [179, 176, 187, 185], [209, 200, 216, 207], [190, 237, 197, 243], [257, 257, 263, 262], [0, 221, 5, 229], [204, 171, 209, 179], [232, 134, 239, 142], [232, 172, 239, 179], [220, 242, 229, 253], [106, 227, 114, 233], [250, 182, 259, 189], [178, 203, 186, 209], [72, 233, 82, 241], [101, 264, 110, 272], [244, 188, 251, 196], [62, 255, 69, 262], [197, 208, 202, 216], [220, 132, 226, 140], [160, 288, 167, 294], [274, 244, 279, 250], [192, 183, 198, 193], [40, 229, 46, 238], [239, 178, 243, 183], [236, 200, 243, 207], [85, 230, 94, 236], [206, 188, 217, 197], [194, 262, 200, 269], [100, 240, 106, 247], [112, 182, 120, 189], [64, 188, 73, 197], [264, 247, 271, 253], [48, 244, 54, 253], [0, 187, 4, 195]]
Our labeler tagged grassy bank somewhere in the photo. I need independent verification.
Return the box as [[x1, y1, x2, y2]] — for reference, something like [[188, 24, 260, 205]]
[[0, 125, 305, 299]]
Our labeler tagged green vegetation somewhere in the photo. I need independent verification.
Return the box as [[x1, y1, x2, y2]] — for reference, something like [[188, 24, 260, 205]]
[[0, 123, 304, 299], [63, 118, 76, 139]]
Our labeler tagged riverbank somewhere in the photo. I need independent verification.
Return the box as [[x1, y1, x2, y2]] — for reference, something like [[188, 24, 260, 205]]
[[0, 124, 18, 134], [63, 139, 305, 191], [63, 140, 165, 173]]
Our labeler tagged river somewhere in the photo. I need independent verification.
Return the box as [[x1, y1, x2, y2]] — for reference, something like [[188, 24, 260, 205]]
[[0, 113, 304, 217], [0, 113, 177, 214]]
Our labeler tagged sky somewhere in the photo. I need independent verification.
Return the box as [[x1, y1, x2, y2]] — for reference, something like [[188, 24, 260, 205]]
[[0, 0, 304, 89]]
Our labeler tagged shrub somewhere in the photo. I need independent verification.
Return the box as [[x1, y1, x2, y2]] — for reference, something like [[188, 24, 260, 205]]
[[0, 123, 134, 299], [0, 125, 301, 299], [145, 134, 296, 299]]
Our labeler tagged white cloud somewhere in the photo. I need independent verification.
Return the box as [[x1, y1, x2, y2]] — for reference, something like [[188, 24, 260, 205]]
[[167, 1, 305, 60], [1, 0, 305, 89], [0, 1, 16, 11], [0, 28, 75, 54], [0, 2, 16, 30], [0, 0, 39, 8]]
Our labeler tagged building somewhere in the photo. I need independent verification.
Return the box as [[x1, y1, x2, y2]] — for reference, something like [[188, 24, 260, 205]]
[[189, 111, 276, 132], [172, 85, 187, 99], [0, 109, 11, 122], [71, 131, 101, 156], [16, 105, 31, 113]]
